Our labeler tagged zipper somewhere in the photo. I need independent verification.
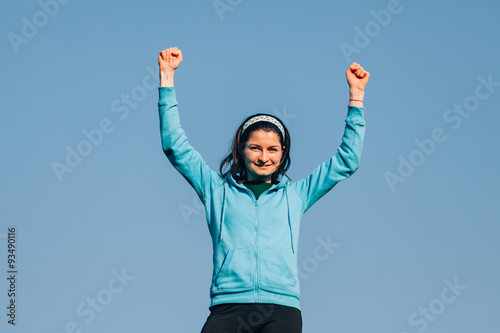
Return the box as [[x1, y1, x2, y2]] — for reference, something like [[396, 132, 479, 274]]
[[235, 181, 276, 302], [238, 185, 259, 301], [254, 200, 259, 302]]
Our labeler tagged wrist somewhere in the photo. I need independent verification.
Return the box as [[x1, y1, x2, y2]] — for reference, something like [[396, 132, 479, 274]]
[[349, 88, 365, 107], [160, 70, 175, 87], [349, 88, 365, 99]]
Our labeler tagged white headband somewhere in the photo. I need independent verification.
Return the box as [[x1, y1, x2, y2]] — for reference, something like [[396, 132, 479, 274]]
[[241, 115, 285, 140]]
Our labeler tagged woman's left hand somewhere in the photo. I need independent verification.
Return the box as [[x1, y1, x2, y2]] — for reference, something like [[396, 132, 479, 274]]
[[346, 62, 370, 91]]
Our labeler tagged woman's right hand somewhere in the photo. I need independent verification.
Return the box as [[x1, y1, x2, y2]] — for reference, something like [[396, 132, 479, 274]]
[[158, 47, 182, 87], [158, 47, 183, 73]]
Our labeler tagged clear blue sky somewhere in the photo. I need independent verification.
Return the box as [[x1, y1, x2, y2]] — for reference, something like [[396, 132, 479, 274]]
[[1, 1, 499, 332]]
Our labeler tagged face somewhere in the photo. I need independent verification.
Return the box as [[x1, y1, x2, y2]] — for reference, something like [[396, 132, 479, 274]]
[[241, 129, 284, 183]]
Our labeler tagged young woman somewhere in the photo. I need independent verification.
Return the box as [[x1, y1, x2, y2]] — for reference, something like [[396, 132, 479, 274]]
[[158, 47, 369, 333]]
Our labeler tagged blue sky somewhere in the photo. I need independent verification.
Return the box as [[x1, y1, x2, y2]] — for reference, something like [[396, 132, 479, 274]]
[[1, 1, 499, 332]]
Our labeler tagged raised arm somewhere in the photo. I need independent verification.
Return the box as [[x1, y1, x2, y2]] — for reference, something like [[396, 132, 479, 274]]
[[291, 63, 370, 213], [157, 47, 222, 203]]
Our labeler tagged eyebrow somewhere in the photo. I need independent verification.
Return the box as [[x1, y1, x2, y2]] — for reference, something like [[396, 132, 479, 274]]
[[248, 144, 280, 148]]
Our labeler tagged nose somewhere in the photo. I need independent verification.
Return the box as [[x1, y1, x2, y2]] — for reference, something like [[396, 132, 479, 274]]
[[258, 151, 268, 163]]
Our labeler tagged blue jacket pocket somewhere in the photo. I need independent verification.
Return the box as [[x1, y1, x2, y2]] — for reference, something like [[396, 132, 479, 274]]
[[259, 248, 299, 297], [212, 247, 254, 294]]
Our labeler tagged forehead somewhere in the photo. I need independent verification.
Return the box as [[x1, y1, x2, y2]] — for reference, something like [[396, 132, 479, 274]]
[[246, 129, 281, 146]]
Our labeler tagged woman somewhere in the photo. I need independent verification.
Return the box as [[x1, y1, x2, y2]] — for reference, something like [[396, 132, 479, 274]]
[[158, 47, 369, 333]]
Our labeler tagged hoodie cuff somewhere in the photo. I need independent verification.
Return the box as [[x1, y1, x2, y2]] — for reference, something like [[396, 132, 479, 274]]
[[346, 105, 365, 124], [158, 86, 177, 106]]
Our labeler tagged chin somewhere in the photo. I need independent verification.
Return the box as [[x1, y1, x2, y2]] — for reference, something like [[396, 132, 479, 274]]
[[253, 168, 275, 177]]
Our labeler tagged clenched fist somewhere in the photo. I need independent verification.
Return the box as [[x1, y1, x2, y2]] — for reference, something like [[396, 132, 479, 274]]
[[158, 47, 183, 73], [158, 47, 183, 87], [346, 62, 369, 91]]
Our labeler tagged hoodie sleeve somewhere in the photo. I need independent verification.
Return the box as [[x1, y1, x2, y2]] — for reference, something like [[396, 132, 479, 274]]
[[291, 106, 366, 214], [158, 86, 222, 202]]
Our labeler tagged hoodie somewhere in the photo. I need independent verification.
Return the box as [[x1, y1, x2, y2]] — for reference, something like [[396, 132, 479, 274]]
[[158, 86, 366, 310]]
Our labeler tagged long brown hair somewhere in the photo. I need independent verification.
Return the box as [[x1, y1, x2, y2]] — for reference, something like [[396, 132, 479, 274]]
[[219, 113, 291, 183]]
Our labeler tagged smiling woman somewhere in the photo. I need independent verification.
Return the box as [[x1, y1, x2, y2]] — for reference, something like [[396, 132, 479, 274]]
[[157, 46, 369, 333], [220, 113, 290, 185]]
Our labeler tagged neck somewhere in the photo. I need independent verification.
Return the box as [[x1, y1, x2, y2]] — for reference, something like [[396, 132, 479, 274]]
[[245, 174, 276, 184], [245, 179, 270, 184]]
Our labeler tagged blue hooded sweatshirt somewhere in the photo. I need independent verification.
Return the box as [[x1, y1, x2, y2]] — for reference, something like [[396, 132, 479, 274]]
[[158, 86, 366, 311]]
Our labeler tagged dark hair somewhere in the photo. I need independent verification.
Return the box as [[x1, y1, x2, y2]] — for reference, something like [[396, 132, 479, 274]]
[[219, 113, 291, 183]]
